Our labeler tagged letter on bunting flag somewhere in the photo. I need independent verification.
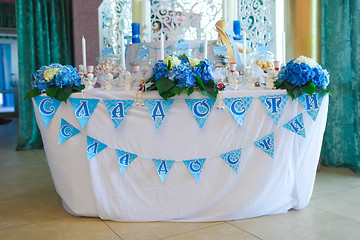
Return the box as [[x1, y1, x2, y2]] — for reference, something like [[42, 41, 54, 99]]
[[69, 98, 99, 128], [103, 99, 134, 128], [183, 158, 206, 182], [86, 136, 107, 161], [220, 148, 242, 173], [254, 132, 275, 158], [299, 93, 324, 121], [152, 159, 175, 182], [283, 113, 306, 138], [115, 149, 138, 173], [58, 118, 81, 144], [34, 96, 61, 127], [185, 98, 215, 128], [260, 94, 288, 125], [223, 97, 253, 126], [144, 99, 174, 128]]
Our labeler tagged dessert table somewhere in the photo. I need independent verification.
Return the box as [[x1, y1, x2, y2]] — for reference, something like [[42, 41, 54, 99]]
[[33, 88, 328, 222]]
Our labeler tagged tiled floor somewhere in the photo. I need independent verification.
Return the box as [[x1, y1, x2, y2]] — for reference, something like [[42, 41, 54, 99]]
[[1, 119, 360, 240]]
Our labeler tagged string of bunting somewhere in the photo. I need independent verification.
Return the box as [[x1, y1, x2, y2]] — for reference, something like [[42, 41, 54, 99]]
[[34, 92, 324, 182]]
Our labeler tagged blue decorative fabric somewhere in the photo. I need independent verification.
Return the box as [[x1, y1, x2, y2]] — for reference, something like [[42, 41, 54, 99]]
[[152, 159, 175, 182], [254, 133, 274, 158], [144, 99, 174, 128], [33, 96, 61, 127], [223, 97, 253, 126], [299, 93, 324, 121], [283, 113, 306, 138], [86, 136, 107, 161], [69, 98, 99, 128], [220, 148, 242, 173], [116, 149, 138, 174], [185, 98, 215, 128], [260, 94, 288, 125], [103, 99, 134, 128], [183, 158, 206, 182], [58, 118, 80, 144]]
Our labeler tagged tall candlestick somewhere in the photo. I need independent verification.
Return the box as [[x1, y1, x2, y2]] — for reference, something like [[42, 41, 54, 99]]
[[121, 33, 126, 70], [82, 36, 87, 74], [243, 32, 247, 67], [282, 31, 286, 65], [223, 0, 227, 21], [160, 32, 165, 60], [227, 0, 237, 29], [204, 33, 208, 60], [132, 0, 142, 23], [144, 0, 151, 41]]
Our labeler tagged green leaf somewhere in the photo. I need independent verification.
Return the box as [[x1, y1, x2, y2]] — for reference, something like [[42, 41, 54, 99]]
[[194, 62, 204, 68], [302, 82, 316, 96], [166, 60, 171, 71], [178, 54, 188, 60], [284, 81, 297, 91], [55, 86, 73, 103], [46, 85, 60, 98], [196, 75, 205, 90], [293, 87, 304, 99], [274, 80, 287, 90], [156, 77, 175, 93], [146, 76, 155, 83], [146, 82, 157, 91], [315, 87, 331, 96], [185, 87, 194, 96], [24, 88, 41, 100], [286, 89, 296, 100], [159, 90, 176, 100], [71, 84, 85, 92], [204, 82, 218, 100], [172, 86, 184, 96]]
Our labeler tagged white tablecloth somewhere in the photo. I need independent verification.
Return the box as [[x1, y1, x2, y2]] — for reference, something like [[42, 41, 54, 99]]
[[34, 88, 328, 222]]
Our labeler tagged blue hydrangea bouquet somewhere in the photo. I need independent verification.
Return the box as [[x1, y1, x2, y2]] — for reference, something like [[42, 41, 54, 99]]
[[274, 56, 330, 99], [146, 54, 218, 100], [25, 63, 84, 102]]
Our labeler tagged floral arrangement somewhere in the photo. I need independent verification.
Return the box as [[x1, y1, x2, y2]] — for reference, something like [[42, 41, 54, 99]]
[[146, 54, 218, 100], [25, 63, 84, 102], [274, 56, 330, 99]]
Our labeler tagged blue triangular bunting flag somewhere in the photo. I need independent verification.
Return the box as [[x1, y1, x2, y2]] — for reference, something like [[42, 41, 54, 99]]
[[152, 159, 175, 182], [86, 136, 107, 161], [254, 133, 275, 158], [224, 97, 253, 126], [260, 94, 288, 125], [34, 96, 61, 127], [220, 148, 242, 173], [69, 98, 99, 128], [183, 158, 206, 182], [144, 99, 174, 128], [58, 118, 81, 144], [185, 98, 215, 128], [283, 113, 306, 138], [299, 93, 324, 121], [103, 99, 134, 128], [115, 149, 138, 173]]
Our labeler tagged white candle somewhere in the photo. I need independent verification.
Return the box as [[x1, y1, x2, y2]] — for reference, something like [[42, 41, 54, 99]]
[[204, 33, 208, 60], [144, 0, 151, 42], [160, 32, 165, 60], [282, 31, 286, 65], [82, 36, 87, 74], [223, 0, 227, 21], [227, 0, 237, 28], [243, 32, 247, 67], [121, 33, 126, 70], [132, 0, 142, 23]]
